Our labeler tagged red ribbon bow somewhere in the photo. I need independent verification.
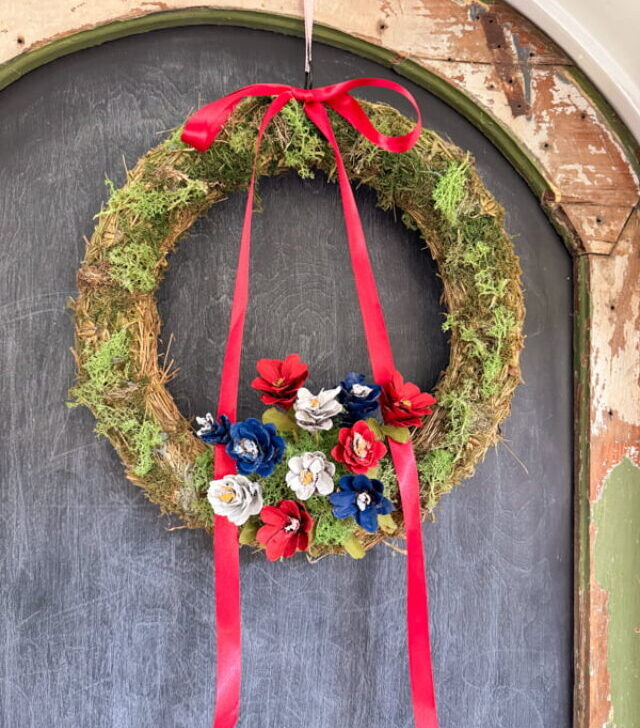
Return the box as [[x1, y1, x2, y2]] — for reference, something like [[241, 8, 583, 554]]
[[182, 78, 422, 155], [182, 78, 438, 728]]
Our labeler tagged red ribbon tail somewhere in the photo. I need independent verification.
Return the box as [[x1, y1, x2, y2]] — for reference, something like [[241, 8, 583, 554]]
[[210, 93, 292, 728], [389, 440, 439, 728], [305, 99, 439, 728], [212, 516, 241, 728]]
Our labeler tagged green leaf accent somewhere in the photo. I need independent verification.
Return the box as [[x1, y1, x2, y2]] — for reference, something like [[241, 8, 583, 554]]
[[365, 418, 384, 440], [239, 520, 259, 545], [378, 513, 397, 534], [366, 466, 380, 478], [342, 536, 366, 559], [381, 425, 411, 443], [262, 407, 297, 433]]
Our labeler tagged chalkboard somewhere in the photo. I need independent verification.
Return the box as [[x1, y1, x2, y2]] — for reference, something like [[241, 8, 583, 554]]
[[0, 26, 573, 728]]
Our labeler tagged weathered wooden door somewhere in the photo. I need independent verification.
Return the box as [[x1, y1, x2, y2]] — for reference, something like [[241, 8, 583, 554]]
[[0, 27, 573, 727]]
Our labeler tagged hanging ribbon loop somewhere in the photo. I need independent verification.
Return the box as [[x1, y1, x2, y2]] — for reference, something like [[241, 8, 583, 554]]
[[183, 78, 438, 728], [303, 0, 314, 88]]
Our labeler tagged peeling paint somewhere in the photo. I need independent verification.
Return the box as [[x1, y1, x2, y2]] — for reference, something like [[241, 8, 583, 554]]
[[593, 458, 640, 728], [511, 29, 533, 106], [588, 521, 614, 728], [590, 211, 640, 451], [425, 59, 639, 208], [550, 71, 640, 190], [561, 204, 632, 246]]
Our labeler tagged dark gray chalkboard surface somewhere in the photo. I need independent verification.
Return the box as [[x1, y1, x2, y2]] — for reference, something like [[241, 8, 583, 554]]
[[0, 27, 573, 728]]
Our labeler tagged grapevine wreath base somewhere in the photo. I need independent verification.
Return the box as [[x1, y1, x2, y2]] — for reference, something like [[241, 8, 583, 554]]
[[70, 98, 524, 559]]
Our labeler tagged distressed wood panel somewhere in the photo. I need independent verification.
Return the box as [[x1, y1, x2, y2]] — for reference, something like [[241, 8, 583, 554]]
[[361, 0, 571, 65], [561, 205, 632, 254], [574, 210, 640, 728], [0, 26, 574, 728], [588, 210, 640, 493], [426, 61, 639, 208], [0, 0, 572, 66]]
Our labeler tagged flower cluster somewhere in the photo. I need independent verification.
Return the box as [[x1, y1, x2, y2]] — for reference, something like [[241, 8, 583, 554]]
[[196, 354, 435, 560]]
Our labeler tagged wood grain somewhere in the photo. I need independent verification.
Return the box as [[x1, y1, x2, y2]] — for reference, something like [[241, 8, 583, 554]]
[[0, 27, 573, 728]]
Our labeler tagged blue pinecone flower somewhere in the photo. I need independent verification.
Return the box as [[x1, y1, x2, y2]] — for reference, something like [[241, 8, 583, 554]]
[[329, 474, 394, 533], [338, 372, 381, 425], [226, 418, 285, 477], [196, 413, 232, 445]]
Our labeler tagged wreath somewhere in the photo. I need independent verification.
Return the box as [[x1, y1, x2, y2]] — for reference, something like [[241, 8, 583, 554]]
[[70, 98, 523, 559]]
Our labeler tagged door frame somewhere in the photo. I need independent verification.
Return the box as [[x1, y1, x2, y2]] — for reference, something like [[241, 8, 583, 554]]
[[1, 4, 638, 726]]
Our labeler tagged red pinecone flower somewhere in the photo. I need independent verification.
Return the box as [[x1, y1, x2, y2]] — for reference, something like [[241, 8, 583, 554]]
[[331, 421, 387, 474], [256, 500, 313, 561], [380, 371, 436, 428], [251, 354, 309, 409]]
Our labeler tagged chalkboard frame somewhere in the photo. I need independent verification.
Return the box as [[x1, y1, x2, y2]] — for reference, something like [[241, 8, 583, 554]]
[[1, 7, 638, 726]]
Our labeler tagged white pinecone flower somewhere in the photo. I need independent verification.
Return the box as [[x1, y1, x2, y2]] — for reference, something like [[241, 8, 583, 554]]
[[286, 451, 336, 500], [207, 474, 263, 526], [293, 386, 343, 432]]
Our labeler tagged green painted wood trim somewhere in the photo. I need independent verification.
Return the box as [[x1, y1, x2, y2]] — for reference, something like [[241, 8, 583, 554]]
[[574, 255, 591, 593], [573, 254, 592, 725]]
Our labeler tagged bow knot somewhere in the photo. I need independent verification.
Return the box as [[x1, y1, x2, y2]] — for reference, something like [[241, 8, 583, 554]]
[[290, 87, 317, 103]]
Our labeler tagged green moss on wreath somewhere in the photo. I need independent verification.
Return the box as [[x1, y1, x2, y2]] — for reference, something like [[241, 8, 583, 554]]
[[83, 328, 131, 390], [107, 241, 159, 293], [127, 419, 165, 477], [311, 496, 357, 547], [432, 157, 470, 227], [99, 176, 207, 221], [70, 97, 524, 557]]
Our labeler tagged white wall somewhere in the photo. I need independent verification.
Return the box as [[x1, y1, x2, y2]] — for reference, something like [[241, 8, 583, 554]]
[[509, 0, 640, 140]]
